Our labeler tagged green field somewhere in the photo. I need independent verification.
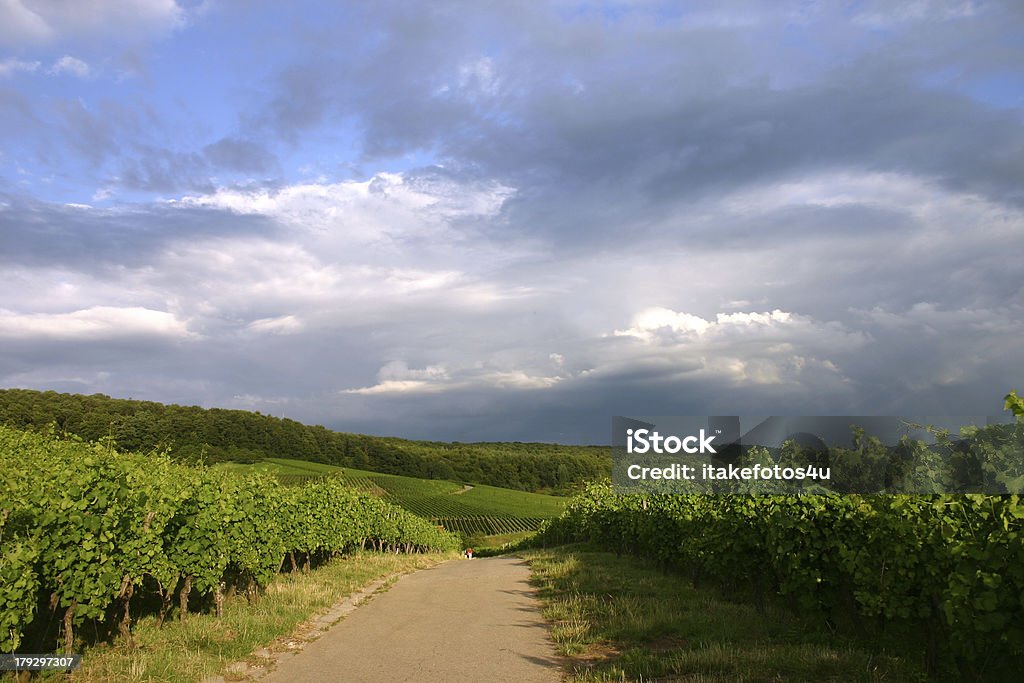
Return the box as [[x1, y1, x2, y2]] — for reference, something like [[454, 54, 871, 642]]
[[219, 457, 565, 536]]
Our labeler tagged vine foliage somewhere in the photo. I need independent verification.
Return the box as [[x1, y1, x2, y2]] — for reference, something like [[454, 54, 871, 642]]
[[0, 426, 458, 653]]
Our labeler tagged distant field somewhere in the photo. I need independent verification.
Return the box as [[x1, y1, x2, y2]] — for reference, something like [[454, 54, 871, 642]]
[[219, 458, 565, 536]]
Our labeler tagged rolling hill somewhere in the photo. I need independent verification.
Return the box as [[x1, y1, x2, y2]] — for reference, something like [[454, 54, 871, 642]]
[[219, 457, 566, 537], [0, 388, 610, 494]]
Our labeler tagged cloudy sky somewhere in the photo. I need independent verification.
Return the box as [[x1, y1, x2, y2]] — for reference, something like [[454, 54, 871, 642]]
[[1, 0, 1022, 443]]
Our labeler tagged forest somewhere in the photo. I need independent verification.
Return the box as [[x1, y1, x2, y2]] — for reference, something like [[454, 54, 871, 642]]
[[0, 388, 610, 493]]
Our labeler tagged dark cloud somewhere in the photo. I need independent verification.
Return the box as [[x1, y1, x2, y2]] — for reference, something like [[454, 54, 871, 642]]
[[256, 65, 334, 145], [240, 1, 1024, 246], [53, 97, 124, 166], [0, 195, 278, 268], [203, 136, 276, 173], [119, 146, 214, 193], [1, 1, 1022, 441]]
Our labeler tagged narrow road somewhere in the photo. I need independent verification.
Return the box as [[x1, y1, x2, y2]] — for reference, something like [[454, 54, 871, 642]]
[[261, 557, 562, 682]]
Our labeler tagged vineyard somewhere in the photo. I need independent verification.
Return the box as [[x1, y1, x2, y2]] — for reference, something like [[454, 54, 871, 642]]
[[530, 404, 1024, 675], [222, 458, 566, 537], [0, 426, 459, 656], [431, 516, 546, 536], [538, 475, 1024, 675]]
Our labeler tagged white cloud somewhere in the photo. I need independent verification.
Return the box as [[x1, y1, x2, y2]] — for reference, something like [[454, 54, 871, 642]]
[[49, 55, 91, 78], [245, 315, 303, 335], [343, 361, 453, 395], [717, 171, 953, 216], [342, 379, 449, 396], [458, 56, 500, 96], [0, 58, 40, 77], [479, 370, 561, 390], [613, 307, 714, 340], [0, 305, 192, 340], [378, 361, 450, 382], [854, 302, 1024, 334], [159, 172, 530, 331], [600, 306, 866, 387], [613, 307, 794, 342], [717, 310, 793, 326], [0, 0, 186, 48], [0, 1, 52, 44], [149, 233, 515, 330], [179, 172, 515, 248], [342, 360, 562, 395]]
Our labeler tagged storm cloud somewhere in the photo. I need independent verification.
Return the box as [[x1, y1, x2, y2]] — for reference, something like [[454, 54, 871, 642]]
[[0, 0, 1021, 442]]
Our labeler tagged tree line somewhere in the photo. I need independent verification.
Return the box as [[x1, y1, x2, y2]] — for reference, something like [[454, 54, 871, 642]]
[[0, 388, 610, 493]]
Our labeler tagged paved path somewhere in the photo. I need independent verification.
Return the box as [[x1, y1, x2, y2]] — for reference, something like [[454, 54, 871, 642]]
[[261, 557, 562, 682]]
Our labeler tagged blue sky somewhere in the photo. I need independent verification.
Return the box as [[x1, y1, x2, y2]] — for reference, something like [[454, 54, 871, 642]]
[[1, 0, 1022, 442]]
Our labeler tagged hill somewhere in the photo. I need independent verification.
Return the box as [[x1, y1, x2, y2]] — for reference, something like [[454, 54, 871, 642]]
[[220, 457, 566, 537], [0, 388, 610, 493]]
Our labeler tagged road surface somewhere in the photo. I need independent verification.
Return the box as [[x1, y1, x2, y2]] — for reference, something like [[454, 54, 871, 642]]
[[261, 556, 562, 682]]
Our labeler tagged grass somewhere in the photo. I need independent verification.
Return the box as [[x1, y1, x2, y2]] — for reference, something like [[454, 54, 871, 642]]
[[456, 483, 565, 518], [465, 530, 537, 554], [219, 457, 566, 526], [520, 545, 930, 682], [217, 458, 341, 476], [52, 551, 457, 683]]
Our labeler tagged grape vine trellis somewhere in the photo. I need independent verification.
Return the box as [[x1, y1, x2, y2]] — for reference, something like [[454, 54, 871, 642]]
[[271, 466, 561, 535], [535, 399, 1024, 676], [0, 426, 459, 654]]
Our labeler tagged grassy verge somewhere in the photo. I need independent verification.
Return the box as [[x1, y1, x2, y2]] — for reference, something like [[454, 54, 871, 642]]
[[57, 551, 457, 683], [520, 545, 928, 682], [467, 530, 536, 555]]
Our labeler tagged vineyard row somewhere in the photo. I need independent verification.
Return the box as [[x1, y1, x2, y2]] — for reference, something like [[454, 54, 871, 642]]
[[432, 516, 545, 535], [0, 426, 460, 655], [538, 480, 1024, 675]]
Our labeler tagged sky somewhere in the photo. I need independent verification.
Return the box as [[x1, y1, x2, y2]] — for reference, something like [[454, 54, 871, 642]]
[[1, 0, 1022, 443]]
